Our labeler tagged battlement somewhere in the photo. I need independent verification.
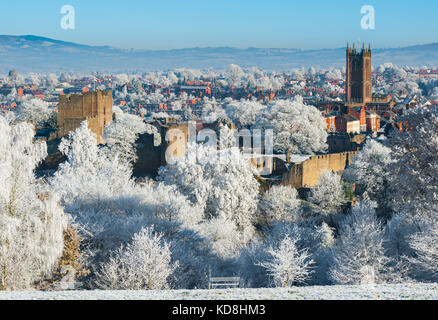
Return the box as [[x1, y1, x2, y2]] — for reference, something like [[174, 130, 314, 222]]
[[59, 90, 112, 117], [347, 42, 372, 56]]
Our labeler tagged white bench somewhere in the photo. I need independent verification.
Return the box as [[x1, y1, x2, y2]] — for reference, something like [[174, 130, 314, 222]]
[[208, 277, 241, 289]]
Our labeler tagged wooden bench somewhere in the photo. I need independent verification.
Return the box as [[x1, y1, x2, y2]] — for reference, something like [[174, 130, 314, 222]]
[[208, 277, 241, 289]]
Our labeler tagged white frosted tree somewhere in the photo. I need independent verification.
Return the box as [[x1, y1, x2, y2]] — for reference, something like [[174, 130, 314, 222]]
[[198, 213, 244, 259], [309, 170, 346, 215], [242, 218, 335, 288], [259, 185, 301, 223], [254, 76, 285, 91], [27, 73, 42, 87], [159, 143, 259, 247], [289, 68, 306, 80], [16, 98, 53, 128], [408, 223, 438, 280], [158, 143, 211, 210], [258, 234, 314, 287], [103, 106, 148, 164], [329, 201, 391, 285], [96, 226, 178, 290], [224, 99, 266, 128], [0, 116, 67, 290], [114, 74, 129, 85], [225, 64, 244, 88], [58, 121, 104, 170], [325, 68, 343, 80], [200, 97, 226, 122], [6, 87, 17, 102], [387, 106, 438, 221], [218, 125, 238, 150], [343, 139, 394, 208], [46, 73, 59, 87], [257, 97, 328, 155], [51, 121, 134, 209]]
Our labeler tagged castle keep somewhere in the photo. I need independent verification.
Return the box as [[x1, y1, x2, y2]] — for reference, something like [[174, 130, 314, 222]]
[[57, 90, 112, 144]]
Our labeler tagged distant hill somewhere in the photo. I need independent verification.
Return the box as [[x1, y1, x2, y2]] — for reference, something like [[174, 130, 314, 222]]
[[0, 35, 437, 73]]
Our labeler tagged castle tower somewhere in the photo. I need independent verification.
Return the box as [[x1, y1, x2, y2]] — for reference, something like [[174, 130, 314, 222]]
[[346, 42, 372, 105], [57, 90, 112, 144]]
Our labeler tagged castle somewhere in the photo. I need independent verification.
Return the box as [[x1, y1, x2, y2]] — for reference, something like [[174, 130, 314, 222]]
[[56, 90, 113, 144]]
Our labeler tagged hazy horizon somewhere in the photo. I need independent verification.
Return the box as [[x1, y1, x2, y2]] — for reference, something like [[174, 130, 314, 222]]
[[1, 34, 437, 52]]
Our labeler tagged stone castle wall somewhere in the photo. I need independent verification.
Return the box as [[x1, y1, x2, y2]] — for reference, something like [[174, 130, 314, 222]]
[[132, 123, 190, 177], [282, 151, 358, 189]]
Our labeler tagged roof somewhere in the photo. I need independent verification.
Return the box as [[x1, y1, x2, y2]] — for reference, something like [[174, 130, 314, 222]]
[[339, 114, 359, 122]]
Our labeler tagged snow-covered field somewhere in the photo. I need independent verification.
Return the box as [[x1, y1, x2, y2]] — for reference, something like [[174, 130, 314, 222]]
[[1, 284, 437, 300]]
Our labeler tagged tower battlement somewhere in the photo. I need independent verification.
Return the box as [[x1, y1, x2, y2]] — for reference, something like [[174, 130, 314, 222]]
[[346, 42, 372, 56]]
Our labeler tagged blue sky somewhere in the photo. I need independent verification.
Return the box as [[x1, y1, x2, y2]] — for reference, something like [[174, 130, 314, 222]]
[[0, 0, 436, 50]]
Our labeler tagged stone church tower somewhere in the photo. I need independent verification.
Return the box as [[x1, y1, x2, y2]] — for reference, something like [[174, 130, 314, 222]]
[[345, 42, 372, 105]]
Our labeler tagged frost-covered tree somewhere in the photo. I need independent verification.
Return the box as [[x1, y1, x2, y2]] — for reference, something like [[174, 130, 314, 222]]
[[258, 234, 314, 287], [253, 76, 285, 91], [224, 99, 266, 128], [0, 116, 67, 290], [6, 87, 17, 102], [329, 201, 392, 285], [408, 223, 438, 280], [225, 64, 244, 88], [197, 214, 244, 259], [196, 146, 259, 238], [218, 124, 237, 150], [159, 143, 259, 248], [200, 97, 226, 122], [384, 213, 420, 263], [241, 218, 335, 288], [387, 106, 438, 221], [103, 106, 148, 164], [325, 68, 343, 80], [343, 139, 394, 209], [16, 98, 53, 128], [174, 68, 203, 81], [289, 68, 306, 80], [53, 121, 131, 200], [46, 73, 59, 87], [309, 170, 346, 215], [257, 97, 328, 154], [259, 185, 301, 224], [96, 226, 178, 290], [182, 108, 197, 121], [428, 86, 438, 101], [114, 74, 129, 85], [26, 73, 42, 87]]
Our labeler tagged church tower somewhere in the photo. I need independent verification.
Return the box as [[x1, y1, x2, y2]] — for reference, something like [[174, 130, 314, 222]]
[[346, 42, 372, 105]]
